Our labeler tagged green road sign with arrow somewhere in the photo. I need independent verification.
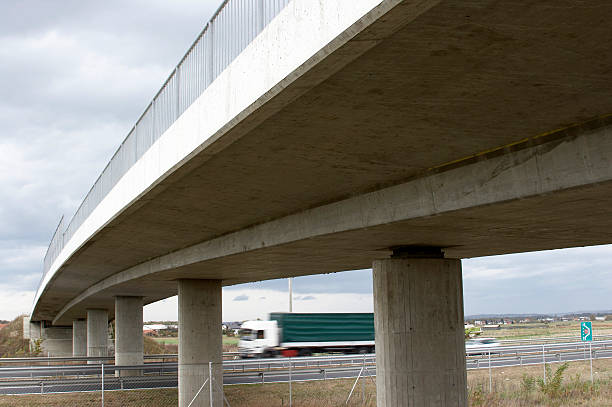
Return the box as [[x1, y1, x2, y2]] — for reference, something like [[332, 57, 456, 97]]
[[581, 321, 593, 341]]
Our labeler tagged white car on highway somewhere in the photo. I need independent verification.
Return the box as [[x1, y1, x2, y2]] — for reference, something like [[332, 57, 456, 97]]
[[465, 337, 501, 355]]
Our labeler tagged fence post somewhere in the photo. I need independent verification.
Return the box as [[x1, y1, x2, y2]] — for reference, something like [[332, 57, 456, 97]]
[[209, 361, 214, 407], [101, 363, 105, 407], [542, 345, 546, 384], [362, 354, 367, 404], [590, 342, 593, 383], [289, 357, 292, 407], [488, 351, 492, 393]]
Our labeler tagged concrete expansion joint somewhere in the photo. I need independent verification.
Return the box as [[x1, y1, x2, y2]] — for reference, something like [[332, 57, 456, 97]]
[[389, 246, 444, 259]]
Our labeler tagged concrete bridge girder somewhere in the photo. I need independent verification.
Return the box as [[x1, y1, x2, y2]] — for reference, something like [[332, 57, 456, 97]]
[[27, 0, 612, 405]]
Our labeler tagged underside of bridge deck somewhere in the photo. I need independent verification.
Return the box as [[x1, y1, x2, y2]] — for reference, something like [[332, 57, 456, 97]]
[[33, 0, 612, 331]]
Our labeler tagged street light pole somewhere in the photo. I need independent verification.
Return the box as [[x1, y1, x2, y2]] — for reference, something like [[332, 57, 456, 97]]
[[288, 278, 293, 313]]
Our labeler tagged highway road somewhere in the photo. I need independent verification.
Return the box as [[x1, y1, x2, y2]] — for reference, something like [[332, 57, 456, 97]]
[[1, 340, 610, 395]]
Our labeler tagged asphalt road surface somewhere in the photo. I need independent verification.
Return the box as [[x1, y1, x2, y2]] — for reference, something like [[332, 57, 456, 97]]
[[1, 340, 610, 395]]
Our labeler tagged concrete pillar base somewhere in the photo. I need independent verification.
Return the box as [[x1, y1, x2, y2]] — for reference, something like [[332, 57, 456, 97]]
[[178, 279, 223, 407], [373, 256, 467, 406], [87, 309, 108, 363], [115, 296, 144, 377], [73, 319, 87, 357], [40, 323, 73, 357]]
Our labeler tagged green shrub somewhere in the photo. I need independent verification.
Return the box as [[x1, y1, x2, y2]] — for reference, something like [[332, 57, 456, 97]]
[[537, 362, 569, 398], [521, 373, 535, 393], [469, 385, 485, 406]]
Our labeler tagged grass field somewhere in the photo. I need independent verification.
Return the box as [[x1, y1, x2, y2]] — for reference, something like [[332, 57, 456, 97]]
[[151, 335, 239, 352], [152, 335, 239, 345], [151, 337, 178, 345], [484, 321, 612, 340]]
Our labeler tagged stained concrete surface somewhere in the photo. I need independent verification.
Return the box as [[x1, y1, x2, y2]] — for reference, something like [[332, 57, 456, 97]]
[[31, 0, 612, 323]]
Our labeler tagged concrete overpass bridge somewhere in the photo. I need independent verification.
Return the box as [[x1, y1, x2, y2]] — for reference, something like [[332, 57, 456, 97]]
[[29, 0, 612, 405]]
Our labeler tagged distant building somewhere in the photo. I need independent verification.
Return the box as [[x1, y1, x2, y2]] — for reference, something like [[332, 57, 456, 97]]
[[142, 324, 177, 336], [223, 321, 242, 335]]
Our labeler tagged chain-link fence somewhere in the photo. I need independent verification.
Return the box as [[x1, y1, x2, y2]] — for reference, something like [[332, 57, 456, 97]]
[[0, 362, 177, 407], [182, 362, 226, 407], [1, 344, 611, 406]]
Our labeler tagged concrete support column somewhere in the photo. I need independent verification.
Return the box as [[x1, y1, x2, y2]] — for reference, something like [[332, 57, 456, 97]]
[[40, 322, 73, 357], [86, 309, 108, 362], [115, 296, 144, 376], [373, 253, 467, 406], [72, 319, 87, 357], [178, 279, 222, 407]]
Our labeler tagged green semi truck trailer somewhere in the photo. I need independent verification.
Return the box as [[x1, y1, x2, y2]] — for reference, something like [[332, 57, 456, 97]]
[[238, 312, 375, 357]]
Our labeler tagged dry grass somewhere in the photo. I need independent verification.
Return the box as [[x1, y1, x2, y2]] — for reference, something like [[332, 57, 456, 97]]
[[1, 340, 611, 406], [0, 389, 177, 406], [1, 363, 611, 407], [226, 378, 377, 406], [468, 359, 612, 406], [0, 316, 35, 358], [487, 321, 612, 340], [223, 335, 240, 353], [143, 335, 169, 354]]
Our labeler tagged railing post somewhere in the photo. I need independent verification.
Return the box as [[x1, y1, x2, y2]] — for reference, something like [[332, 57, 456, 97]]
[[175, 68, 180, 120], [259, 0, 264, 31], [289, 357, 292, 407]]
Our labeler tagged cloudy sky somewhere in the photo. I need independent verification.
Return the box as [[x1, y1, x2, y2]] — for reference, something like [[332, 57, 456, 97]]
[[1, 1, 611, 322]]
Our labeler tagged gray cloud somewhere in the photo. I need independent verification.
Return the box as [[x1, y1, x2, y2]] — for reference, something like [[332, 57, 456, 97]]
[[225, 245, 612, 316], [232, 295, 249, 302], [2, 1, 612, 322], [0, 1, 217, 299], [225, 269, 373, 295], [462, 245, 612, 315]]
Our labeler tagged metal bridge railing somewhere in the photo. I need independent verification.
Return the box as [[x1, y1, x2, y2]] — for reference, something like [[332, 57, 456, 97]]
[[40, 0, 293, 287]]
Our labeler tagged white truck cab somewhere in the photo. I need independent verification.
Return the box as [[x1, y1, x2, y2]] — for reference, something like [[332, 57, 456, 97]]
[[238, 320, 279, 357]]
